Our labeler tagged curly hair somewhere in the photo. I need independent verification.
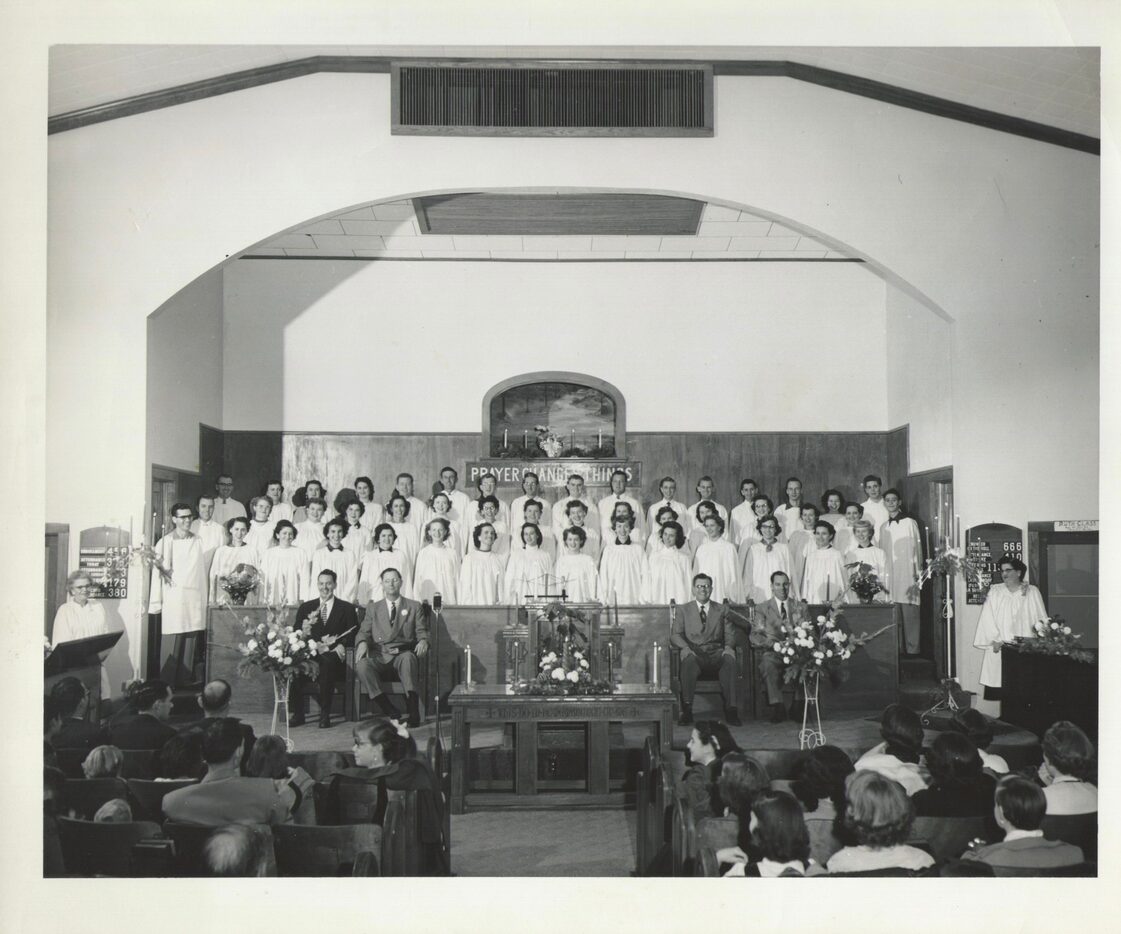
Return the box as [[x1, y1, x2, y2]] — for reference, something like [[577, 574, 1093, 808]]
[[716, 752, 771, 817], [1042, 720, 1096, 781], [245, 734, 289, 780], [791, 745, 854, 814], [82, 745, 124, 779], [842, 770, 915, 848]]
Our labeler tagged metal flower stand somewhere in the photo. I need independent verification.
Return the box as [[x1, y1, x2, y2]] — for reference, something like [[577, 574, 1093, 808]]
[[271, 673, 294, 751], [799, 670, 826, 749]]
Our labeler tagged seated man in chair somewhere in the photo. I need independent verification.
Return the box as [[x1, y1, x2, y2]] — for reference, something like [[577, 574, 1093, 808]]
[[355, 567, 428, 727], [750, 571, 808, 723], [670, 573, 740, 726], [291, 569, 359, 728]]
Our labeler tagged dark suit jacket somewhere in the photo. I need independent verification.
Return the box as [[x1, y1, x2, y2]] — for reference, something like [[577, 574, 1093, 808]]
[[750, 597, 810, 647], [51, 717, 107, 755], [670, 601, 733, 657], [108, 712, 177, 751], [179, 716, 257, 774], [358, 597, 428, 661], [962, 835, 1084, 869], [297, 596, 359, 646]]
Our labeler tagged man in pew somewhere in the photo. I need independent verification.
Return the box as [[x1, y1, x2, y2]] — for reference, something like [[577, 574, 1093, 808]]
[[749, 571, 808, 723], [48, 677, 106, 755], [213, 474, 247, 526], [670, 574, 740, 726], [180, 678, 257, 771], [108, 679, 177, 750]]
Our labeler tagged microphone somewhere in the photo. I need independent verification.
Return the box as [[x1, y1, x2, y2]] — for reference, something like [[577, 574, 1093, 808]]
[[433, 592, 442, 613]]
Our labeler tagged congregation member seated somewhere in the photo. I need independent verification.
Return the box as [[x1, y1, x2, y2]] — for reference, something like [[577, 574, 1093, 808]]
[[598, 516, 648, 604], [354, 476, 384, 530], [204, 824, 273, 877], [355, 568, 427, 727], [82, 744, 124, 779], [259, 519, 308, 604], [790, 745, 855, 822], [749, 571, 807, 723], [949, 708, 1009, 774], [180, 678, 257, 769], [155, 732, 206, 781], [553, 526, 599, 602], [48, 677, 105, 755], [310, 518, 359, 603], [961, 775, 1084, 872], [911, 732, 996, 818], [715, 752, 771, 819], [93, 798, 133, 823], [671, 574, 741, 726], [246, 735, 316, 824], [677, 721, 741, 819], [642, 521, 691, 604], [457, 523, 505, 604], [163, 719, 296, 826], [723, 790, 822, 877], [646, 476, 689, 537], [504, 522, 554, 604], [853, 704, 928, 796], [291, 570, 359, 728], [1039, 720, 1097, 815], [358, 524, 414, 604], [44, 699, 62, 767], [108, 679, 177, 751], [826, 771, 935, 874], [741, 516, 796, 604], [414, 517, 460, 603]]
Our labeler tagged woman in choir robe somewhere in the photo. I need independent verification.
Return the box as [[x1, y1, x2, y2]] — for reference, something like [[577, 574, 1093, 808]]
[[553, 527, 598, 602], [800, 521, 846, 605], [208, 517, 262, 604], [742, 515, 797, 603], [414, 518, 461, 604], [150, 503, 209, 636], [457, 523, 505, 605], [311, 518, 359, 604], [294, 498, 328, 562], [729, 479, 760, 546], [340, 500, 373, 565], [646, 505, 680, 555], [843, 519, 888, 604], [467, 495, 510, 566], [244, 495, 275, 554], [354, 476, 386, 531], [820, 490, 846, 530], [554, 500, 601, 560], [833, 502, 865, 557], [428, 491, 465, 557], [51, 571, 110, 646], [972, 555, 1048, 697], [385, 495, 419, 571], [786, 505, 820, 591], [503, 523, 554, 604], [880, 489, 925, 656], [598, 516, 648, 605], [692, 514, 743, 603], [357, 523, 414, 605], [522, 500, 555, 562], [686, 501, 718, 557], [643, 521, 692, 605], [259, 520, 309, 605], [737, 495, 778, 548], [465, 473, 510, 531]]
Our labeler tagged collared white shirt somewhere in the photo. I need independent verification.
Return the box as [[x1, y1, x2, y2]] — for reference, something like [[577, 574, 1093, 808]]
[[1003, 829, 1044, 843]]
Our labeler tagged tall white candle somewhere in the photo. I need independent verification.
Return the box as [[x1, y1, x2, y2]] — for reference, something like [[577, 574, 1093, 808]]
[[465, 645, 472, 685], [598, 428, 603, 448], [503, 429, 508, 449]]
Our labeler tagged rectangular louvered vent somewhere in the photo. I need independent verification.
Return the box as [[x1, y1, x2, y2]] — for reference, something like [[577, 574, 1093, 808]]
[[392, 62, 712, 137]]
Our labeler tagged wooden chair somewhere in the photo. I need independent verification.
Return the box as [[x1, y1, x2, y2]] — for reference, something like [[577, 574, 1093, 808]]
[[56, 816, 163, 876], [314, 775, 384, 825], [1041, 812, 1097, 863], [697, 845, 722, 877], [61, 777, 129, 819], [667, 602, 751, 717], [119, 748, 158, 780], [162, 820, 277, 876], [907, 816, 987, 863], [273, 823, 383, 876], [352, 648, 429, 722], [288, 751, 355, 782], [696, 815, 737, 853], [290, 647, 357, 724], [126, 778, 198, 822], [53, 747, 87, 779], [805, 817, 845, 867], [670, 788, 697, 877], [990, 861, 1096, 877]]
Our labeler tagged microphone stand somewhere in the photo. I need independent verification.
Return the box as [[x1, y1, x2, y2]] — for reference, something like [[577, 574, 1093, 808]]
[[432, 595, 443, 756]]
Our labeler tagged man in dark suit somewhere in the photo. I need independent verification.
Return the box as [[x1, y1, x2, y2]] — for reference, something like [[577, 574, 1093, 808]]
[[292, 569, 359, 727], [47, 677, 106, 755], [108, 679, 178, 749], [179, 679, 257, 770], [670, 573, 740, 726], [355, 567, 428, 727], [750, 570, 808, 723]]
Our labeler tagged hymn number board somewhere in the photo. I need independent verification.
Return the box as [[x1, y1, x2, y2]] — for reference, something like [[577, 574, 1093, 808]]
[[965, 523, 1023, 605], [77, 526, 131, 599]]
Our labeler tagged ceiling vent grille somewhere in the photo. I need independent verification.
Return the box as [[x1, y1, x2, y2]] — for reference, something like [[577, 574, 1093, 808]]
[[392, 62, 712, 137]]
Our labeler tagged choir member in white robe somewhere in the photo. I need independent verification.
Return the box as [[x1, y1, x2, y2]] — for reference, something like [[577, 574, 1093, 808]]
[[259, 521, 310, 605], [340, 501, 373, 565], [646, 504, 683, 556], [521, 501, 556, 562], [553, 500, 601, 560], [466, 473, 511, 531], [642, 522, 692, 604], [972, 555, 1048, 693], [213, 474, 246, 526], [468, 497, 512, 568], [151, 505, 209, 634], [354, 476, 386, 531], [686, 501, 720, 557], [820, 489, 846, 530], [292, 479, 327, 523], [553, 527, 599, 602], [686, 476, 730, 540], [51, 571, 110, 646], [265, 481, 294, 524], [550, 475, 599, 530], [295, 499, 329, 562], [245, 496, 276, 555], [741, 516, 798, 603], [860, 475, 890, 545], [190, 496, 227, 571], [457, 524, 505, 605], [504, 524, 554, 604], [435, 466, 473, 525], [786, 506, 820, 592], [208, 518, 262, 604], [598, 470, 646, 540], [833, 503, 865, 557], [880, 490, 924, 654], [800, 522, 847, 604], [427, 492, 466, 556], [645, 476, 690, 536], [843, 519, 889, 604], [692, 514, 743, 603], [736, 496, 779, 548], [394, 472, 430, 540], [729, 479, 760, 545], [509, 471, 552, 534], [598, 518, 648, 605], [310, 519, 359, 603], [357, 524, 415, 603], [414, 518, 461, 604], [773, 477, 807, 540]]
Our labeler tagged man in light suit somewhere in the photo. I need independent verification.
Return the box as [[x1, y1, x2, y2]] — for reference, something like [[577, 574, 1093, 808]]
[[750, 571, 809, 723], [669, 573, 740, 726], [291, 569, 359, 728], [355, 567, 429, 727]]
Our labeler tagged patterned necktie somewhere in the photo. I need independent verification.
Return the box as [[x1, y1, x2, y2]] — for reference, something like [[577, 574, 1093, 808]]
[[700, 605, 707, 625], [320, 602, 329, 622], [781, 602, 787, 620], [390, 603, 397, 622]]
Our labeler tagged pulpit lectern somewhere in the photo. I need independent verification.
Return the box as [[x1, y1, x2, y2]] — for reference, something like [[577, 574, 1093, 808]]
[[45, 631, 122, 720]]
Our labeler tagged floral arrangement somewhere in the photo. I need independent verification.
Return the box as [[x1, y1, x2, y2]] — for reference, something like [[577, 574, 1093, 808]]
[[843, 561, 889, 603], [105, 543, 173, 585], [233, 605, 341, 681], [772, 611, 893, 684], [908, 546, 985, 599], [513, 603, 613, 695], [218, 563, 260, 605], [534, 424, 565, 458], [1013, 615, 1095, 664]]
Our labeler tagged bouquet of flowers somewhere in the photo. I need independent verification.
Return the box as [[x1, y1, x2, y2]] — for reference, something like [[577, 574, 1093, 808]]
[[514, 603, 613, 695], [105, 542, 173, 585], [772, 611, 893, 684], [218, 563, 260, 605], [1013, 615, 1094, 664], [234, 606, 340, 682], [909, 546, 985, 599], [534, 424, 565, 458], [843, 561, 889, 603]]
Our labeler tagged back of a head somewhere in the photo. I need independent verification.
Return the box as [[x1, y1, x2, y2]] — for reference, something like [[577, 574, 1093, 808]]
[[157, 732, 205, 780], [792, 745, 854, 812], [996, 775, 1047, 832], [93, 798, 133, 823], [844, 770, 914, 848], [926, 732, 982, 785], [879, 703, 924, 761], [49, 677, 86, 718], [201, 718, 245, 765], [245, 734, 289, 779], [717, 752, 771, 817], [134, 679, 170, 712], [949, 708, 994, 750], [200, 679, 233, 715], [204, 824, 269, 877], [82, 744, 124, 779], [1042, 720, 1096, 781], [750, 790, 810, 864]]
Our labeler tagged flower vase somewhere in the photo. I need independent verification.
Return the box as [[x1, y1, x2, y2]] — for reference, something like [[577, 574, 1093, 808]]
[[798, 669, 826, 749], [858, 593, 874, 605], [229, 591, 248, 606], [270, 673, 295, 751]]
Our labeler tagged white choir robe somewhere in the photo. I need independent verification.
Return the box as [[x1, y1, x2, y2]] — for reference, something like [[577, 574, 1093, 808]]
[[800, 547, 847, 604], [880, 517, 923, 606], [268, 502, 294, 524], [342, 523, 373, 567], [503, 546, 554, 604], [553, 524, 601, 561], [442, 489, 473, 523], [844, 544, 888, 604], [597, 492, 646, 540], [467, 497, 512, 533], [468, 520, 511, 568], [405, 496, 429, 538], [357, 549, 414, 605], [973, 583, 1048, 687], [51, 599, 109, 647], [311, 547, 359, 603], [294, 520, 327, 561], [598, 541, 648, 605], [550, 496, 599, 532], [729, 501, 759, 545], [645, 498, 690, 536], [208, 544, 262, 604], [645, 531, 668, 557], [821, 513, 845, 529], [190, 519, 228, 571], [685, 527, 707, 559], [834, 523, 861, 557], [426, 518, 465, 559], [861, 499, 891, 544], [245, 520, 276, 555], [414, 542, 461, 604], [457, 550, 505, 605], [786, 530, 814, 591], [643, 548, 692, 605], [150, 534, 208, 634], [686, 501, 731, 540], [554, 553, 598, 602], [773, 504, 804, 540], [358, 502, 386, 531], [741, 541, 797, 603], [259, 546, 309, 605], [213, 498, 246, 525], [693, 537, 744, 603], [511, 494, 553, 531], [387, 522, 418, 570]]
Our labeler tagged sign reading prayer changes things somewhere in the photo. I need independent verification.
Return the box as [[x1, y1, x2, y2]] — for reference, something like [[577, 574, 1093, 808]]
[[466, 460, 642, 489], [77, 526, 131, 599], [965, 523, 1023, 605]]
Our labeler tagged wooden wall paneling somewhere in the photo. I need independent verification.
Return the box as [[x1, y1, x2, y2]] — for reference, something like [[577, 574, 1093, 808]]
[[198, 423, 226, 491], [220, 431, 285, 508], [885, 426, 911, 493]]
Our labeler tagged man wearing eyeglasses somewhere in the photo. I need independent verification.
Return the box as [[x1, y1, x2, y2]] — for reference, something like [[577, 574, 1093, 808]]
[[150, 502, 209, 684]]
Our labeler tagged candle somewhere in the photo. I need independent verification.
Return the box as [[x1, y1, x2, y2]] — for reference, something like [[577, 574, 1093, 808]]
[[652, 641, 660, 686], [571, 428, 575, 450], [924, 525, 932, 558], [955, 515, 961, 548], [523, 430, 528, 449], [465, 645, 472, 685], [826, 574, 831, 601], [598, 428, 603, 448], [503, 429, 508, 449]]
